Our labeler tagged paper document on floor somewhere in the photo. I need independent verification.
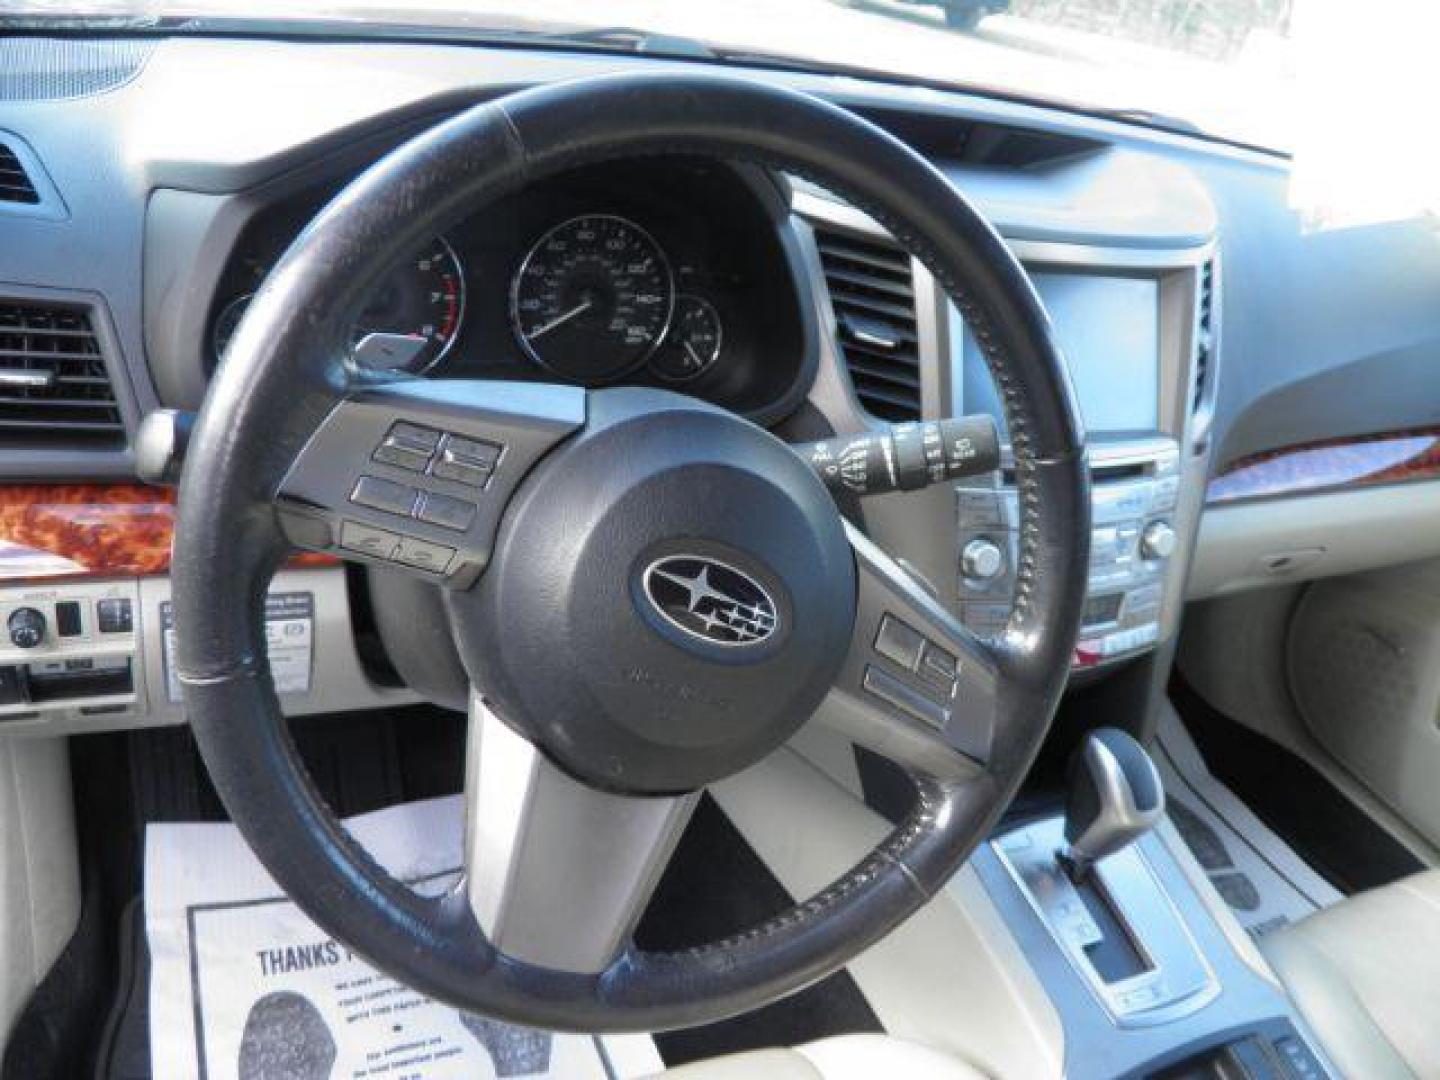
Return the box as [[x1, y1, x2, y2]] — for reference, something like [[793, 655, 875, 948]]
[[145, 793, 662, 1080]]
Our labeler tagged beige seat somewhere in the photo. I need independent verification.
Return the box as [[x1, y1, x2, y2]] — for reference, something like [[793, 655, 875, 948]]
[[1262, 869, 1440, 1079], [653, 1033, 989, 1079]]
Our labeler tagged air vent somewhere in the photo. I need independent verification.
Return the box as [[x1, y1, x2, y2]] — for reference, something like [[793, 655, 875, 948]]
[[0, 302, 123, 446], [1191, 260, 1215, 414], [0, 143, 38, 205], [815, 227, 921, 421]]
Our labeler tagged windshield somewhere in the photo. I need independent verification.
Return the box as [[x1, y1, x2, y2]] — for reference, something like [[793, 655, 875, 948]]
[[6, 0, 1307, 149]]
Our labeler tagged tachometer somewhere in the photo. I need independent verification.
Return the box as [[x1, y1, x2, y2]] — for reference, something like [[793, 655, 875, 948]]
[[212, 236, 465, 375], [510, 214, 674, 383]]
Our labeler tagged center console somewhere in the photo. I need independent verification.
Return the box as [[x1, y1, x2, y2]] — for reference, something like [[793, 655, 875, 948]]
[[943, 262, 1199, 670]]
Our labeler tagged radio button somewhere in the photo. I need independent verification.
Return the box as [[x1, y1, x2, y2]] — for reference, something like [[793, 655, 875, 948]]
[[1141, 521, 1177, 560], [1093, 483, 1150, 524], [1151, 476, 1180, 512]]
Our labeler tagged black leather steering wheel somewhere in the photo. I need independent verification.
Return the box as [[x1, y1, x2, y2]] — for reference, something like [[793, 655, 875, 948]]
[[173, 72, 1089, 1032]]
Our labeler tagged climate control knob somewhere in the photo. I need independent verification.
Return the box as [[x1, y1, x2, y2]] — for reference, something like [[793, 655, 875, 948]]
[[7, 607, 45, 650], [961, 538, 1005, 582], [1140, 521, 1177, 560]]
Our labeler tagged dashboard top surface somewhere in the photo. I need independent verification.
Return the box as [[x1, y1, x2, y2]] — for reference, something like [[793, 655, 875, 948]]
[[0, 32, 1436, 484]]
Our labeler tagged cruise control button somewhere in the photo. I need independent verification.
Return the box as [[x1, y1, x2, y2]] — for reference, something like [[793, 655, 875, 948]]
[[416, 491, 477, 532], [918, 642, 958, 692], [445, 435, 502, 468], [351, 475, 418, 517], [393, 537, 455, 574], [874, 614, 925, 671], [373, 441, 433, 472], [862, 665, 949, 731], [340, 521, 403, 560], [388, 422, 442, 451], [431, 458, 492, 487]]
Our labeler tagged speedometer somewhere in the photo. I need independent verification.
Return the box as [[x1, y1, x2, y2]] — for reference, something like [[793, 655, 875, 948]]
[[510, 214, 674, 383]]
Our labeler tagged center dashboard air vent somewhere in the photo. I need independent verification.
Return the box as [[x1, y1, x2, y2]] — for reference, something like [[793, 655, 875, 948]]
[[814, 227, 921, 421], [0, 302, 123, 446], [0, 142, 38, 205], [1192, 259, 1215, 415]]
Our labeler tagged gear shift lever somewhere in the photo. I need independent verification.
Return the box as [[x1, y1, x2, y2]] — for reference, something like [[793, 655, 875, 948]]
[[1061, 727, 1164, 880]]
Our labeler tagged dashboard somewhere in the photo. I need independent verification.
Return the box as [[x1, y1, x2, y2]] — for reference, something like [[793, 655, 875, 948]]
[[0, 34, 1436, 736], [205, 158, 813, 424]]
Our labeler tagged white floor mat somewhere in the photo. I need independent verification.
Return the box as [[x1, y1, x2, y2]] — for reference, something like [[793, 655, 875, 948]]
[[145, 794, 662, 1080], [1156, 703, 1342, 941]]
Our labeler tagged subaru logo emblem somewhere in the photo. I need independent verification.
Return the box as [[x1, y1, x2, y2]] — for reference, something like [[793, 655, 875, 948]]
[[642, 556, 779, 647]]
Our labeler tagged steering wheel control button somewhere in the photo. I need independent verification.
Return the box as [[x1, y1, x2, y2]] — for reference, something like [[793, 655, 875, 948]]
[[874, 614, 925, 670], [393, 537, 455, 575], [339, 521, 403, 560], [96, 598, 133, 635], [7, 607, 46, 649], [862, 665, 949, 731], [416, 491, 477, 532], [350, 475, 419, 517], [432, 434, 502, 487], [918, 642, 959, 691], [373, 426, 438, 472]]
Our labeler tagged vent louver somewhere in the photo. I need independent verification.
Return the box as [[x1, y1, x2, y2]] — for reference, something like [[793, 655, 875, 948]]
[[0, 302, 123, 446], [0, 142, 38, 205], [814, 227, 921, 422], [1192, 260, 1215, 414]]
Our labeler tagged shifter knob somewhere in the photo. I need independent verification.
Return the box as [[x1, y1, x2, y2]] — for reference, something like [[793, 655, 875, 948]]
[[1062, 727, 1164, 879]]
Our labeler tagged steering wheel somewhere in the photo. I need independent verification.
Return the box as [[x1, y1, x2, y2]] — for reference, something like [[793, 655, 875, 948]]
[[173, 72, 1089, 1031]]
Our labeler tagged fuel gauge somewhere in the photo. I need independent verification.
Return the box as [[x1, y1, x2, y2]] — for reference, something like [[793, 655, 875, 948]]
[[650, 294, 722, 383]]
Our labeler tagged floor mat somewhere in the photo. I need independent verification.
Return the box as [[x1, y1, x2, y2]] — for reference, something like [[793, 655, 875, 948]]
[[1170, 674, 1424, 896], [142, 794, 660, 1080], [636, 797, 882, 1067], [1155, 698, 1342, 941]]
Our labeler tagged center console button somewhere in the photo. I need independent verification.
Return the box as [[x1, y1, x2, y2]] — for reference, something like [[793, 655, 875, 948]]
[[95, 598, 133, 635], [961, 537, 1005, 582], [7, 608, 45, 649], [1140, 520, 1177, 560], [957, 488, 1005, 527]]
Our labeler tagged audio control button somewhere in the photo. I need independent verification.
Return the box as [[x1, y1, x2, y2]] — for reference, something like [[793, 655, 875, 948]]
[[1140, 521, 1177, 560], [961, 538, 1005, 582], [874, 615, 925, 671]]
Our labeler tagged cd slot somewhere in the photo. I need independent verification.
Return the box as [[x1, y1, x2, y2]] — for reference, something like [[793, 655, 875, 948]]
[[24, 656, 133, 704]]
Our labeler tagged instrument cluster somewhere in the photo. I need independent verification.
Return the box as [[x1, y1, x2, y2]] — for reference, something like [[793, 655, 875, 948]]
[[207, 158, 811, 422]]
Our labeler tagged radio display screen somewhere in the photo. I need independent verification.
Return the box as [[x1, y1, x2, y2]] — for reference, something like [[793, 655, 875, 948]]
[[954, 272, 1160, 436]]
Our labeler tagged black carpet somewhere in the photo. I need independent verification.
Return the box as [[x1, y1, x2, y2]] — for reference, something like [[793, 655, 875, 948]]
[[636, 796, 882, 1066], [1170, 673, 1422, 895]]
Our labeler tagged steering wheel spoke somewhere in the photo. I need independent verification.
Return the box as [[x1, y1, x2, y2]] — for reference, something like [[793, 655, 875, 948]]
[[463, 691, 698, 974], [273, 379, 584, 587], [819, 521, 1002, 783]]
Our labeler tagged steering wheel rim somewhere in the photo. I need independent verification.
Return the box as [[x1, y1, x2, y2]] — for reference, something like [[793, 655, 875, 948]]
[[173, 72, 1090, 1031]]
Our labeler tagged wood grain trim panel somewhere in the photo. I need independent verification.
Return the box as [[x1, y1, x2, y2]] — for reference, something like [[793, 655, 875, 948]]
[[0, 484, 336, 582], [1207, 427, 1440, 505]]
